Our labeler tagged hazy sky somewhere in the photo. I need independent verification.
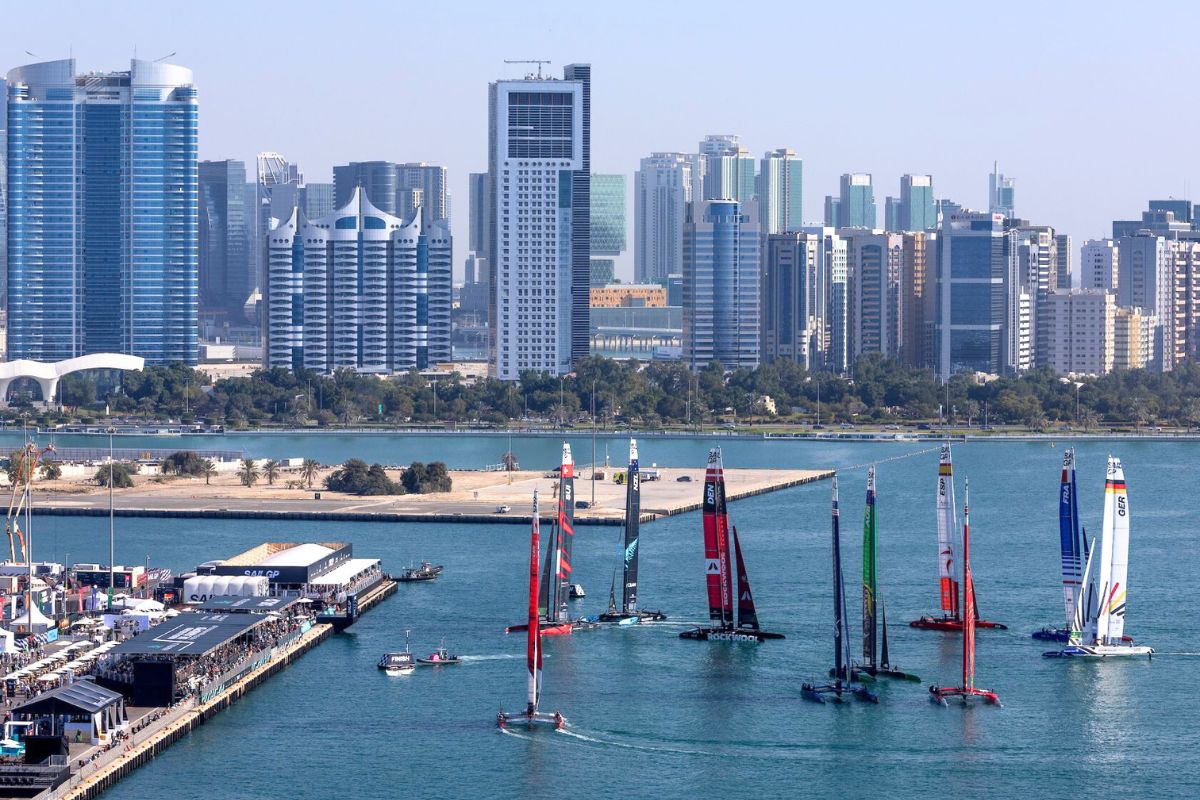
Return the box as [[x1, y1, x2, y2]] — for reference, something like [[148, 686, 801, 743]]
[[4, 0, 1197, 282]]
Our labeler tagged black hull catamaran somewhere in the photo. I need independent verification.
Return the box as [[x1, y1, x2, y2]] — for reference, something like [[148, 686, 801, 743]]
[[681, 448, 783, 643], [805, 476, 877, 703], [598, 439, 666, 625], [498, 490, 565, 730]]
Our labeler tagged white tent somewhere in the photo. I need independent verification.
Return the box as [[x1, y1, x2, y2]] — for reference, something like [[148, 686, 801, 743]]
[[7, 603, 53, 633], [0, 627, 13, 654]]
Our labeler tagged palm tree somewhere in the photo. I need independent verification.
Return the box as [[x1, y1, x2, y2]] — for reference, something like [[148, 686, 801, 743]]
[[237, 458, 260, 488], [201, 459, 217, 485], [300, 459, 320, 489], [264, 459, 281, 486]]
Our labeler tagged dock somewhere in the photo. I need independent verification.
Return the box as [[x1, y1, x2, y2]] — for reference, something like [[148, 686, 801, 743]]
[[29, 467, 832, 525]]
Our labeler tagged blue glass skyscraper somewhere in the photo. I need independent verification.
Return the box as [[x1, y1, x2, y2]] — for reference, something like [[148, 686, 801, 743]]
[[6, 59, 198, 364]]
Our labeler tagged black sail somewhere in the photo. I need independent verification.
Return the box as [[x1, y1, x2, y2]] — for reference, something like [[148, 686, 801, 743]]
[[622, 439, 641, 613]]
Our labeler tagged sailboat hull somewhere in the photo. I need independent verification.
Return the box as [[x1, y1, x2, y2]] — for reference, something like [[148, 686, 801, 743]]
[[679, 626, 785, 642], [929, 686, 1001, 706], [909, 616, 1007, 631], [497, 710, 565, 730], [1031, 627, 1135, 643], [1043, 644, 1153, 659], [860, 666, 921, 682], [597, 609, 667, 624]]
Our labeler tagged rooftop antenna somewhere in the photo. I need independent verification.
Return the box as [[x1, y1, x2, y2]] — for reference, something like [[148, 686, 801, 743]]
[[504, 59, 551, 79], [154, 51, 177, 63]]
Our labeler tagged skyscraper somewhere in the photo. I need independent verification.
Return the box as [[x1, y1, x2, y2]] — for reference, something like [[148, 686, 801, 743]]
[[488, 65, 590, 379], [6, 59, 198, 364], [1116, 232, 1170, 369], [700, 135, 755, 202], [254, 152, 302, 293], [1008, 224, 1058, 368], [757, 149, 803, 234], [634, 152, 694, 284], [264, 189, 451, 373], [333, 162, 449, 225], [899, 231, 933, 368], [898, 174, 936, 232], [845, 230, 903, 360], [823, 196, 842, 228], [1039, 289, 1115, 376], [683, 200, 760, 371], [884, 197, 901, 233], [591, 174, 626, 285], [301, 183, 335, 219], [1055, 233, 1073, 289], [988, 161, 1015, 217], [762, 232, 824, 368], [199, 160, 250, 319], [1080, 239, 1119, 290], [838, 174, 876, 228], [935, 211, 1009, 379], [0, 77, 6, 310]]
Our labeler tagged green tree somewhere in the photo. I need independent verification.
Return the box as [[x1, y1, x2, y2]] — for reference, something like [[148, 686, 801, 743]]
[[300, 459, 320, 489], [263, 459, 281, 486], [95, 462, 135, 488], [201, 459, 217, 485], [39, 460, 62, 481], [238, 458, 261, 488]]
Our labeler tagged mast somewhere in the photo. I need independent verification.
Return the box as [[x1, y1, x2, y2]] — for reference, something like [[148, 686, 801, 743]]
[[1096, 457, 1129, 645], [832, 476, 845, 685], [936, 444, 960, 620], [879, 599, 890, 668], [621, 439, 640, 614], [1058, 449, 1085, 626], [527, 490, 543, 714], [862, 466, 878, 669], [703, 447, 732, 627], [962, 480, 975, 690], [732, 527, 759, 631], [555, 443, 575, 620], [1069, 536, 1097, 646]]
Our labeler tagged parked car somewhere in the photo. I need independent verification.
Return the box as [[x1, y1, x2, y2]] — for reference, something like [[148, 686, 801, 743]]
[[575, 500, 590, 509], [676, 475, 693, 482], [495, 505, 511, 514]]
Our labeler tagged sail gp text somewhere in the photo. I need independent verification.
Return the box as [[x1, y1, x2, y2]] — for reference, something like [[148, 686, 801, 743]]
[[242, 569, 281, 579]]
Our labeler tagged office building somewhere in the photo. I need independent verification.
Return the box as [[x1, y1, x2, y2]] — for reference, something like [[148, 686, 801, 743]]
[[884, 197, 901, 233], [1169, 239, 1200, 365], [683, 200, 760, 371], [264, 189, 451, 373], [988, 161, 1015, 217], [1116, 233, 1171, 369], [1040, 289, 1115, 376], [899, 231, 933, 368], [1055, 233, 1073, 289], [934, 211, 1010, 379], [1081, 239, 1119, 290], [824, 196, 842, 228], [1112, 200, 1194, 239], [488, 65, 591, 379], [333, 162, 448, 225], [1008, 224, 1058, 368], [898, 175, 936, 232], [1113, 305, 1156, 370], [845, 230, 903, 360], [762, 232, 824, 368], [0, 77, 6, 308], [795, 225, 850, 372], [6, 58, 198, 364], [838, 174, 876, 229], [253, 152, 302, 293], [199, 160, 250, 320], [302, 183, 335, 219], [757, 149, 802, 234], [591, 174, 626, 285], [634, 153, 694, 284], [699, 135, 755, 202], [590, 284, 666, 308]]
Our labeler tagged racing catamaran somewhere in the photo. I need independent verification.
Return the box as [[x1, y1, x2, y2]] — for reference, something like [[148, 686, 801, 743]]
[[680, 447, 784, 643], [498, 489, 565, 730], [599, 439, 666, 625], [1033, 449, 1088, 642], [505, 443, 591, 636], [858, 467, 919, 681], [803, 475, 877, 703], [1044, 456, 1153, 659], [930, 480, 1001, 706], [911, 444, 1006, 631]]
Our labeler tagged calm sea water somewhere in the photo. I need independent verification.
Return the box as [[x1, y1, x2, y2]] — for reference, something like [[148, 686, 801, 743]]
[[12, 435, 1200, 799]]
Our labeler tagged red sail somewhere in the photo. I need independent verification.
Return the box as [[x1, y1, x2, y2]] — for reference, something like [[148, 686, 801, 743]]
[[962, 487, 975, 690], [527, 492, 542, 712], [702, 448, 729, 624], [732, 527, 759, 631]]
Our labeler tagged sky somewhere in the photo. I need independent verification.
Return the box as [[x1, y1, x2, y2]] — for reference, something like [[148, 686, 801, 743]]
[[3, 0, 1198, 283]]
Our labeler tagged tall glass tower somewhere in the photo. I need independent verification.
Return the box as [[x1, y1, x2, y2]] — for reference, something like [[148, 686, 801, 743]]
[[6, 59, 198, 364], [590, 174, 626, 285]]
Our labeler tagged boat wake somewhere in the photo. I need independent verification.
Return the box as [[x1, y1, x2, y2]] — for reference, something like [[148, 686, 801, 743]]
[[498, 727, 536, 741], [457, 654, 524, 662], [555, 725, 715, 757]]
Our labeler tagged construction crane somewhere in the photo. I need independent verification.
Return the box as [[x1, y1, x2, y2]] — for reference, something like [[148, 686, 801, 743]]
[[503, 59, 551, 79], [5, 443, 55, 563]]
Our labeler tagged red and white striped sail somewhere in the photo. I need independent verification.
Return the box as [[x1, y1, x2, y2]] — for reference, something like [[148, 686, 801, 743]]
[[703, 447, 733, 625], [962, 482, 976, 689], [936, 444, 960, 618], [526, 491, 543, 713]]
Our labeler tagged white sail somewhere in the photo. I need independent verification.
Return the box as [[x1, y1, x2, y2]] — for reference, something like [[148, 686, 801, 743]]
[[1094, 457, 1130, 645], [935, 444, 959, 616], [1069, 538, 1096, 646]]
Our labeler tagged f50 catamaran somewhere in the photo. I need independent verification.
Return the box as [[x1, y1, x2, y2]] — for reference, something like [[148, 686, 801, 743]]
[[1044, 456, 1153, 659], [858, 467, 919, 681], [911, 444, 1006, 632], [680, 448, 784, 643], [930, 480, 1001, 706], [498, 489, 565, 730], [804, 475, 877, 703], [1033, 449, 1086, 642], [599, 439, 666, 625]]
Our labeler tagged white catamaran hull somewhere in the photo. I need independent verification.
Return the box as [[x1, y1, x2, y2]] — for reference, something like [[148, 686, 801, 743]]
[[1052, 644, 1153, 659]]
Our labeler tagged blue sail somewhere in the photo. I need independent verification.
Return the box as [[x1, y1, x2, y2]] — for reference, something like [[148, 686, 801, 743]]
[[1058, 449, 1085, 625]]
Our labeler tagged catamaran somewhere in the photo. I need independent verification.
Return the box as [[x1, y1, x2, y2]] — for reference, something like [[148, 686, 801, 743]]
[[680, 447, 784, 643], [858, 467, 919, 681], [803, 476, 878, 703], [598, 439, 666, 625], [505, 443, 592, 636], [929, 480, 1001, 706], [498, 489, 565, 730], [1044, 456, 1153, 659], [910, 444, 1006, 632]]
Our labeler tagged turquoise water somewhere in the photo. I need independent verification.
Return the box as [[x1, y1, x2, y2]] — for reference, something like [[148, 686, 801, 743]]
[[16, 436, 1200, 799]]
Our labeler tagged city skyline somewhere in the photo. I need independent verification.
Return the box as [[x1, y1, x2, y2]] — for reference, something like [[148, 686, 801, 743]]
[[5, 1, 1197, 283]]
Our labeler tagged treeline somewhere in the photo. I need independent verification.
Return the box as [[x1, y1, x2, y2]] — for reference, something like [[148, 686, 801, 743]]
[[325, 459, 452, 496], [17, 355, 1200, 429]]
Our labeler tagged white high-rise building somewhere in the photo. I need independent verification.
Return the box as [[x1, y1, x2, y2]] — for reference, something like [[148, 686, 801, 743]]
[[757, 149, 803, 234], [1040, 289, 1115, 376], [1081, 239, 1119, 290], [488, 67, 590, 380], [634, 153, 695, 284]]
